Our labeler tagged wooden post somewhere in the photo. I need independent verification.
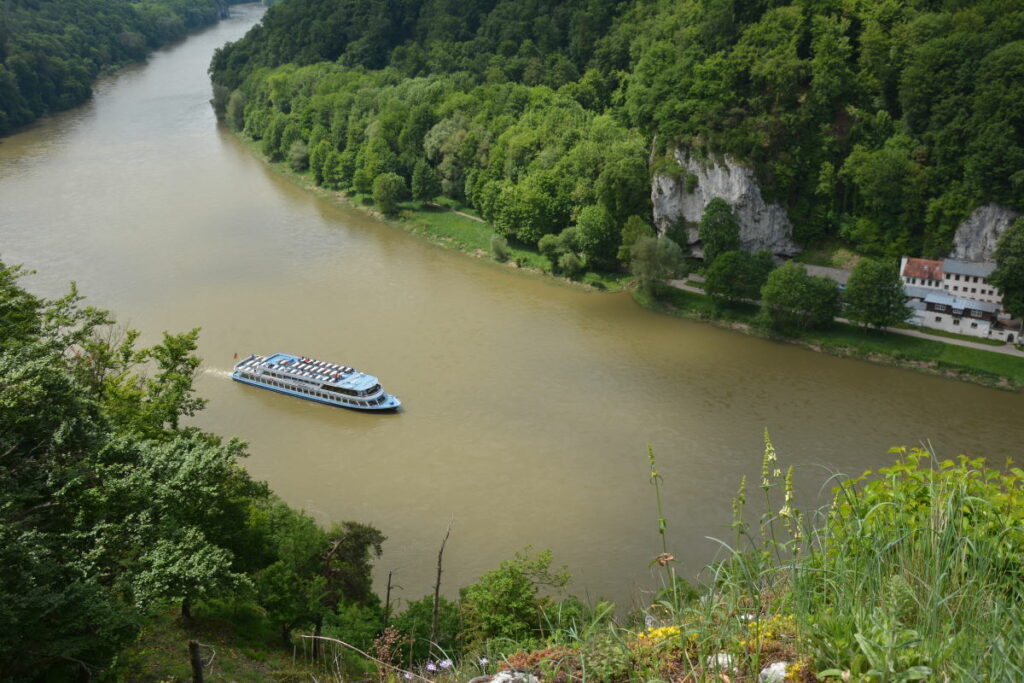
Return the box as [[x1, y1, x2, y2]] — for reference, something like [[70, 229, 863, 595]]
[[188, 640, 203, 683]]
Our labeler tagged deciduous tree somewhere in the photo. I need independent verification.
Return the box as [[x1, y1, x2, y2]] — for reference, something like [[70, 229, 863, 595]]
[[630, 236, 687, 295], [843, 258, 911, 329], [705, 250, 775, 303], [759, 262, 840, 331], [698, 198, 741, 266]]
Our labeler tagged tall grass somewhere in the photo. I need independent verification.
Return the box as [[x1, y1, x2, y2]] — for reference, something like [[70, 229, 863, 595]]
[[294, 440, 1023, 683]]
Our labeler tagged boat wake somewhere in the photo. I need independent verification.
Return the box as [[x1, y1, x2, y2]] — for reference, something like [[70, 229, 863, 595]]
[[203, 368, 234, 379]]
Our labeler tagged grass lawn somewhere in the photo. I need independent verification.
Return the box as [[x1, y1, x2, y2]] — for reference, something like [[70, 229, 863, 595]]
[[807, 323, 1024, 387], [894, 322, 1008, 346], [792, 238, 862, 269]]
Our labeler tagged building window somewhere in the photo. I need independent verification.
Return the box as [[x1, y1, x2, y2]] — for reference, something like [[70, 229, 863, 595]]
[[953, 286, 959, 291], [933, 304, 947, 312], [935, 316, 942, 322], [971, 322, 978, 328], [953, 319, 960, 325], [972, 288, 977, 293]]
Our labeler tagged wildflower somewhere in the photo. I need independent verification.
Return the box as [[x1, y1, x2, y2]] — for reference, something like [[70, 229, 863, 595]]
[[479, 657, 489, 666], [655, 552, 675, 566], [404, 673, 414, 680], [426, 662, 437, 672], [440, 659, 452, 669]]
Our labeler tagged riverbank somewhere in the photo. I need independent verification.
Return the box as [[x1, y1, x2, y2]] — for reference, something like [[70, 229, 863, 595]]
[[233, 133, 1024, 392], [237, 135, 629, 292], [639, 286, 1024, 391]]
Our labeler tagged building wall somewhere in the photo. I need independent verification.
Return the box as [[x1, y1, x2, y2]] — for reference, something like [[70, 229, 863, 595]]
[[942, 272, 1003, 305], [910, 309, 995, 339]]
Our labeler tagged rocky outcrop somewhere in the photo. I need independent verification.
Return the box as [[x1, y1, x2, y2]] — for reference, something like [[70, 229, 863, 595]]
[[651, 149, 799, 258], [469, 671, 540, 683], [949, 204, 1021, 262]]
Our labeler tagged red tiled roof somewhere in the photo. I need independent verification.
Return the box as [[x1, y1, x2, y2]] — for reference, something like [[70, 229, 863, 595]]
[[903, 258, 944, 281]]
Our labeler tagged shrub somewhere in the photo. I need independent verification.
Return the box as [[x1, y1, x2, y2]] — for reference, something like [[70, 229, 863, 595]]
[[491, 234, 510, 262], [459, 549, 570, 649], [372, 172, 408, 217]]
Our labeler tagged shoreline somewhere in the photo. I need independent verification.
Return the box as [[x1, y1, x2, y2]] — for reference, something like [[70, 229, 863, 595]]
[[233, 131, 1024, 393]]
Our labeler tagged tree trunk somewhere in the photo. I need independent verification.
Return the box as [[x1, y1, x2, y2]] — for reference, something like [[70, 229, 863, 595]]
[[281, 626, 291, 648], [430, 519, 453, 650], [383, 570, 395, 628], [182, 596, 192, 621], [312, 615, 323, 660], [188, 640, 204, 683]]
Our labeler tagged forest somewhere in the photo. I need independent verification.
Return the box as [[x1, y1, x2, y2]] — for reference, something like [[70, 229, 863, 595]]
[[0, 0, 237, 134], [209, 0, 1024, 261]]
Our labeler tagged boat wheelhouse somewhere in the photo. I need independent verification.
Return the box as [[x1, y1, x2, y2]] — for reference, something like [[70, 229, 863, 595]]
[[232, 353, 401, 411]]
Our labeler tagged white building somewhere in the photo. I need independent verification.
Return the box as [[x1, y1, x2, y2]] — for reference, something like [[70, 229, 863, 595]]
[[901, 257, 1019, 342], [940, 259, 1002, 308]]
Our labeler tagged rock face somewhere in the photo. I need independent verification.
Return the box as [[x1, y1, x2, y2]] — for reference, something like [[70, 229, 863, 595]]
[[949, 204, 1021, 262], [651, 149, 799, 258]]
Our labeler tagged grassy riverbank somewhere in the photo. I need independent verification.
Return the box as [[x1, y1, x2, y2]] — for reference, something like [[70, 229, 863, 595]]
[[237, 134, 1023, 391], [639, 287, 1024, 391], [241, 137, 628, 291]]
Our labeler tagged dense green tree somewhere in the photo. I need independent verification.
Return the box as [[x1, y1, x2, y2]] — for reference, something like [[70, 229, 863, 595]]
[[704, 250, 775, 304], [618, 215, 655, 263], [411, 159, 442, 203], [289, 140, 310, 171], [630, 236, 687, 296], [843, 258, 912, 329], [989, 218, 1024, 319], [373, 172, 408, 216], [759, 262, 840, 331], [698, 198, 741, 266], [574, 204, 618, 268]]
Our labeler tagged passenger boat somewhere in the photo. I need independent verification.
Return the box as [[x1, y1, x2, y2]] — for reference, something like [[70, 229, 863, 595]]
[[232, 353, 401, 411]]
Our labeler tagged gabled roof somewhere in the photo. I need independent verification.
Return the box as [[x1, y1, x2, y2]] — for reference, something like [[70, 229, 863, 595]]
[[902, 258, 944, 281], [942, 259, 995, 278]]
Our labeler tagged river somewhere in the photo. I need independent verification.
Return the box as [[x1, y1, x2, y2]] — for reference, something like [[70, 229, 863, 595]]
[[2, 4, 1022, 609]]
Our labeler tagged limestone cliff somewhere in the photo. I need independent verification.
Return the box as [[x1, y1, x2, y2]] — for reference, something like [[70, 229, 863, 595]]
[[948, 204, 1021, 262], [651, 149, 799, 258]]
